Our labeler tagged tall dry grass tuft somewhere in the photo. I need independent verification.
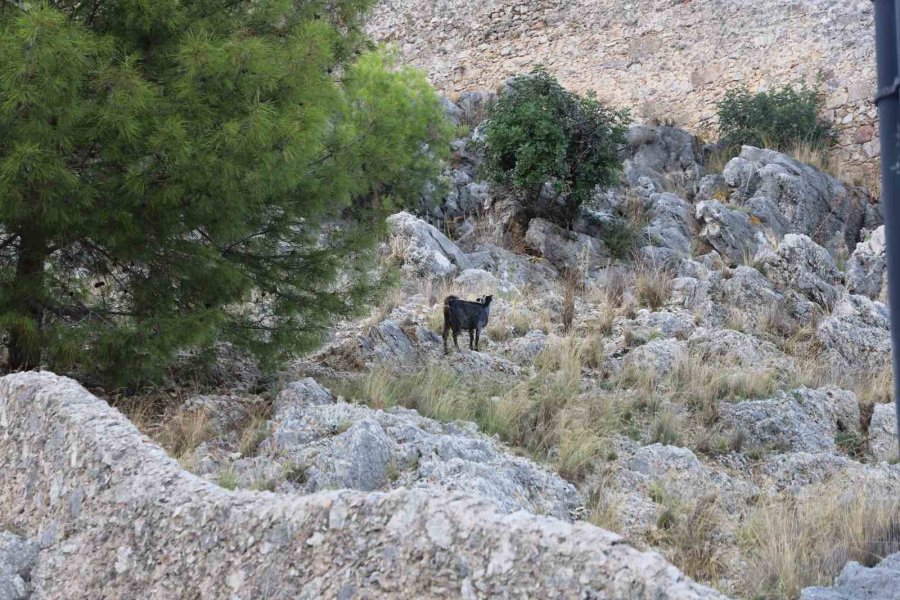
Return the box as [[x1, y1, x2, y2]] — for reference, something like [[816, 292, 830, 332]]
[[741, 487, 900, 599], [634, 261, 672, 310], [654, 495, 726, 585], [561, 268, 580, 333], [156, 407, 216, 465]]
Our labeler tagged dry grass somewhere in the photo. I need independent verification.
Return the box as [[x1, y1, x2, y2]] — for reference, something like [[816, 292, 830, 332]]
[[705, 145, 740, 174], [155, 407, 216, 465], [634, 262, 672, 310], [237, 407, 271, 457], [561, 268, 580, 333], [341, 335, 624, 483], [585, 477, 623, 532], [649, 409, 683, 446], [653, 494, 726, 585], [740, 486, 900, 599]]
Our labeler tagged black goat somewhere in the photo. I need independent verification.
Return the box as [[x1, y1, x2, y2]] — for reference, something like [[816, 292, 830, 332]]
[[442, 295, 493, 354]]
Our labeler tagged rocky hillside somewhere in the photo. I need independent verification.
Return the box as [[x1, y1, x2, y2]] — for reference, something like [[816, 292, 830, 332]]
[[2, 97, 898, 598], [367, 0, 878, 173]]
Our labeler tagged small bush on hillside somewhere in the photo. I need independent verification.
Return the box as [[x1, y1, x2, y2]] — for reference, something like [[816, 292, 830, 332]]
[[716, 83, 834, 152], [482, 68, 629, 226]]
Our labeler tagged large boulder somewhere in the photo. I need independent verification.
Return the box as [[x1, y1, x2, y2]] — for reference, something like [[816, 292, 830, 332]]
[[759, 234, 842, 310], [802, 552, 900, 600], [718, 387, 861, 453], [524, 217, 609, 272], [623, 125, 703, 190], [0, 532, 39, 600], [387, 211, 471, 277], [640, 193, 695, 260], [256, 380, 582, 520], [846, 225, 887, 302], [695, 199, 770, 265], [816, 293, 892, 371], [722, 146, 874, 256], [869, 403, 898, 463]]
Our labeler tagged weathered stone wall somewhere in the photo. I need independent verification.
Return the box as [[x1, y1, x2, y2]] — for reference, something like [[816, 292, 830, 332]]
[[368, 0, 878, 173], [0, 372, 724, 599]]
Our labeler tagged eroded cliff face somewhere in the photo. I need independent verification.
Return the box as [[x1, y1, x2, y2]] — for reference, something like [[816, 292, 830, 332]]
[[367, 0, 878, 172]]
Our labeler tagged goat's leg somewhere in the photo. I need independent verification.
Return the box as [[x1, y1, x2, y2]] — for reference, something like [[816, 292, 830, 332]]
[[474, 327, 481, 351], [453, 329, 461, 351], [468, 329, 475, 350], [442, 322, 450, 354]]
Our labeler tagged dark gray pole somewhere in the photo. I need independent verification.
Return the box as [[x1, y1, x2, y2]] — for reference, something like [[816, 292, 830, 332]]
[[873, 0, 900, 458]]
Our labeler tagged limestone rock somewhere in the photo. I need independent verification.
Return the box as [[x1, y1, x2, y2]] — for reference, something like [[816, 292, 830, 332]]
[[869, 403, 898, 463], [0, 372, 726, 599], [846, 225, 887, 301], [760, 234, 842, 310], [641, 193, 695, 259], [723, 147, 871, 255], [624, 125, 703, 190], [816, 293, 892, 371], [524, 217, 609, 272], [387, 211, 471, 277], [0, 532, 39, 600], [802, 553, 900, 600], [718, 387, 861, 453]]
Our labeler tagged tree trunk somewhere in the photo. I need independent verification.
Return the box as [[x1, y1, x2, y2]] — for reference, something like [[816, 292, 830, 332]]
[[8, 227, 46, 372]]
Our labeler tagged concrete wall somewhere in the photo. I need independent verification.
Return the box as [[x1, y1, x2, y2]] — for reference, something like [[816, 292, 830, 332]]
[[368, 0, 878, 176], [0, 372, 723, 599]]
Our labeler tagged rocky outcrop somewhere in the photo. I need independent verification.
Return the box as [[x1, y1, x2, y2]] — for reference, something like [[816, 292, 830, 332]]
[[869, 403, 899, 464], [0, 372, 724, 599], [816, 293, 892, 372], [387, 211, 471, 277], [846, 225, 887, 302], [247, 378, 582, 520], [0, 532, 38, 600], [641, 192, 695, 261], [624, 125, 703, 190], [760, 234, 842, 310], [718, 387, 861, 454], [802, 552, 900, 600], [524, 217, 609, 272], [695, 199, 767, 266], [722, 147, 874, 256]]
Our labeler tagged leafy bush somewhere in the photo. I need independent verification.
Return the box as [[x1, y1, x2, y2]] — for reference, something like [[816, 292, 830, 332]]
[[482, 68, 629, 225], [716, 83, 834, 151]]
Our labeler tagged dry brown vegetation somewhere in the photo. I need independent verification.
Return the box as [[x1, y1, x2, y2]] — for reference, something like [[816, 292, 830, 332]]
[[740, 486, 900, 599]]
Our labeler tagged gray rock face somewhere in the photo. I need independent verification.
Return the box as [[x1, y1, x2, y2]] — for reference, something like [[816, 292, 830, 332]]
[[802, 552, 900, 600], [524, 217, 609, 272], [846, 225, 887, 302], [260, 379, 581, 519], [624, 125, 703, 190], [622, 338, 687, 376], [723, 146, 872, 255], [0, 372, 724, 599], [641, 193, 695, 259], [616, 444, 759, 526], [695, 199, 768, 265], [869, 403, 898, 463], [0, 532, 38, 600], [760, 234, 842, 310], [387, 211, 471, 277], [718, 387, 861, 453], [816, 293, 892, 371]]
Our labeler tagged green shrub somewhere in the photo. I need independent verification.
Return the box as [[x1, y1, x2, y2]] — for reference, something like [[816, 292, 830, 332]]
[[716, 84, 834, 152], [482, 68, 629, 225]]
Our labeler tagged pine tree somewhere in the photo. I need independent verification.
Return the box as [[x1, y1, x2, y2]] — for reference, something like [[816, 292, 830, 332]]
[[0, 1, 451, 386]]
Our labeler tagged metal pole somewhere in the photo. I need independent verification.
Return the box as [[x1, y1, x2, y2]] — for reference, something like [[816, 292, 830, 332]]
[[873, 0, 900, 459]]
